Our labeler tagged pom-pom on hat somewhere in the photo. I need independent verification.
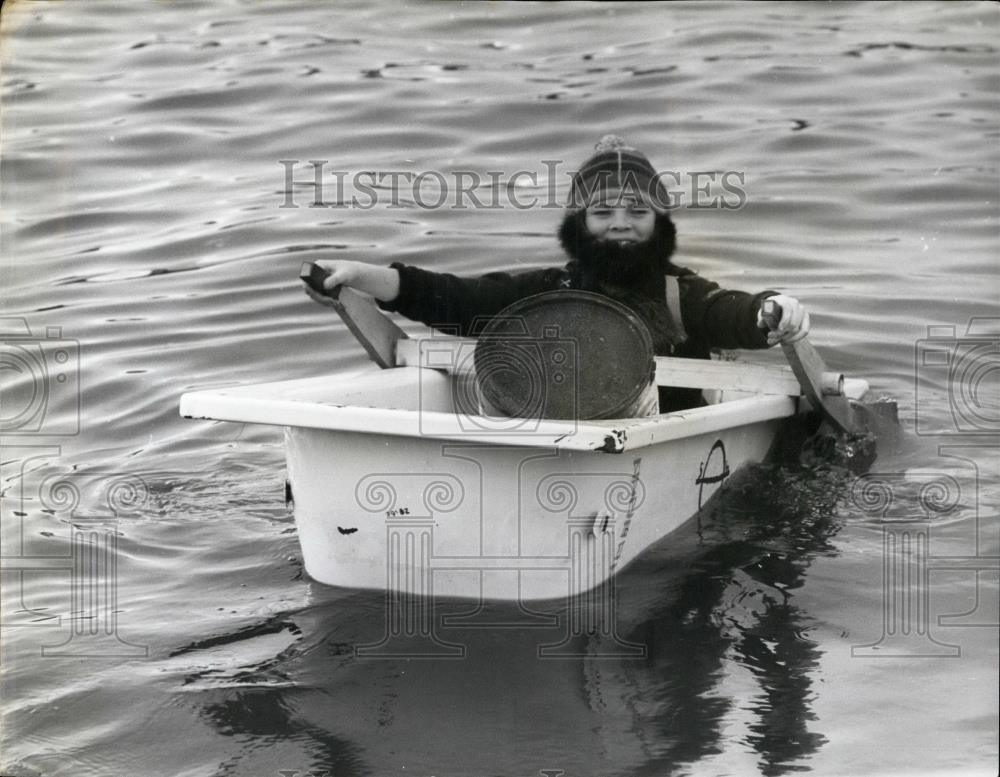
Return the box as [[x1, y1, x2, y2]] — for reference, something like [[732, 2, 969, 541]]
[[568, 135, 670, 211]]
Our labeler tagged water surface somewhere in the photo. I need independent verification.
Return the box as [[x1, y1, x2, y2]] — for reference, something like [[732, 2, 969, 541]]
[[1, 2, 997, 776]]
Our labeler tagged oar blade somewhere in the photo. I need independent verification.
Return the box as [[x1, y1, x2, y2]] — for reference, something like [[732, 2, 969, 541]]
[[761, 299, 864, 435], [781, 338, 859, 434]]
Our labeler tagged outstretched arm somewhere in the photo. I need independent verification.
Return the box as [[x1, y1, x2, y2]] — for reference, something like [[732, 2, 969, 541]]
[[380, 263, 563, 336], [304, 259, 560, 337], [679, 272, 810, 350]]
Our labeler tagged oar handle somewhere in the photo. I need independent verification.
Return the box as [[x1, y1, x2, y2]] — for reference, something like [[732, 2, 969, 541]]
[[301, 261, 338, 300], [300, 261, 351, 310], [761, 298, 843, 396], [761, 298, 783, 331]]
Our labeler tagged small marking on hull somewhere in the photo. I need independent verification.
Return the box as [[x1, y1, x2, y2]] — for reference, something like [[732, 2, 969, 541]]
[[696, 439, 731, 509]]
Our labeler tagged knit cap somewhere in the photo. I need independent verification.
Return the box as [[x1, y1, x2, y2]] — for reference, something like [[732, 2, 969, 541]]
[[568, 135, 670, 210]]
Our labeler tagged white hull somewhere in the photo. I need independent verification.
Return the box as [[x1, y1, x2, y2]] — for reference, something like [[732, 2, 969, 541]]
[[285, 418, 778, 601], [180, 363, 828, 602]]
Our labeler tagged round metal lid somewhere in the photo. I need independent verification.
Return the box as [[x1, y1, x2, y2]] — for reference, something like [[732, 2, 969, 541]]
[[474, 290, 656, 420]]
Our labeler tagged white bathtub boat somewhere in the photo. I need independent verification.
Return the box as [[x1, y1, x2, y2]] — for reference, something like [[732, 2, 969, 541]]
[[180, 283, 875, 603]]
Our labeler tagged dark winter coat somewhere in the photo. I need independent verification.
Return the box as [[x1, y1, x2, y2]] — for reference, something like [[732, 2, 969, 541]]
[[379, 261, 775, 411]]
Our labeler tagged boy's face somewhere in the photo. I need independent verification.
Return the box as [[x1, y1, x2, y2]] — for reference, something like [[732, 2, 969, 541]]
[[583, 189, 656, 246]]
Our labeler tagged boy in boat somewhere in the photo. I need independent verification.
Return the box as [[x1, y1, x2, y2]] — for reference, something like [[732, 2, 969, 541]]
[[305, 135, 809, 413]]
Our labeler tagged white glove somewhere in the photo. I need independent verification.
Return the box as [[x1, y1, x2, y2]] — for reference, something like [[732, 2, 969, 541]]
[[303, 260, 401, 303], [757, 294, 810, 346]]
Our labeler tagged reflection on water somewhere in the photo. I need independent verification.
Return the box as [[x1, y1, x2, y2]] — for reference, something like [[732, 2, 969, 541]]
[[603, 463, 845, 776], [173, 461, 846, 777], [201, 690, 369, 777]]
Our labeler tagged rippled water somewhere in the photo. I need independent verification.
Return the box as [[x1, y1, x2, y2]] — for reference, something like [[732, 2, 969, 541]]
[[2, 2, 998, 776]]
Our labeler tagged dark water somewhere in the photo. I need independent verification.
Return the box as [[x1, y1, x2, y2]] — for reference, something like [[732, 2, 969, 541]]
[[1, 2, 997, 776]]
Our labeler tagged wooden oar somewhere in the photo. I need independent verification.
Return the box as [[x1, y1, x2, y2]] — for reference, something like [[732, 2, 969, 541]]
[[761, 299, 861, 434], [300, 262, 408, 369]]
